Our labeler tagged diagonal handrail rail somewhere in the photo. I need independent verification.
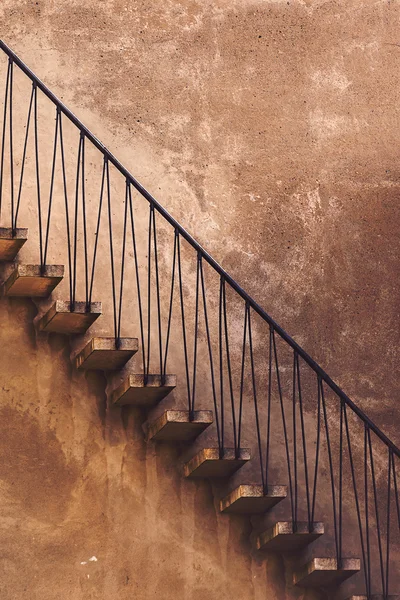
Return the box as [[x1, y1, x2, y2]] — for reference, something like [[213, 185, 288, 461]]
[[0, 37, 398, 458]]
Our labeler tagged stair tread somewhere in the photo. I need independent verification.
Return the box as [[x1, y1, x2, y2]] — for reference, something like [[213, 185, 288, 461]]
[[111, 374, 176, 406], [257, 521, 324, 552], [294, 557, 361, 588], [39, 300, 102, 334], [220, 484, 287, 514], [74, 337, 138, 370], [0, 227, 28, 261], [184, 448, 251, 478], [147, 410, 213, 442], [4, 264, 64, 297]]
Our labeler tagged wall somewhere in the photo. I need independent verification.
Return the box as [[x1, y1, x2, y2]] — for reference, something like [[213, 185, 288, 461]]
[[0, 1, 399, 598], [2, 0, 399, 439], [0, 295, 291, 600]]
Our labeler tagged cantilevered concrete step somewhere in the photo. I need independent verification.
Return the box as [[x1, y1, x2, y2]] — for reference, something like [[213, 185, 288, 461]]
[[4, 264, 64, 297], [74, 337, 138, 370], [184, 448, 250, 478], [220, 484, 287, 514], [257, 521, 324, 552], [0, 228, 28, 261], [294, 558, 360, 588], [147, 410, 213, 442], [39, 301, 102, 334], [111, 374, 176, 407]]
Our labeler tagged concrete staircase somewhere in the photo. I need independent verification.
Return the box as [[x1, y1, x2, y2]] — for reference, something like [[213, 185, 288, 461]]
[[0, 226, 375, 599]]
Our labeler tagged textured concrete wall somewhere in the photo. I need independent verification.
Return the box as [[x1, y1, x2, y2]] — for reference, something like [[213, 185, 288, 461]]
[[0, 296, 290, 600], [0, 1, 399, 598], [2, 0, 399, 438]]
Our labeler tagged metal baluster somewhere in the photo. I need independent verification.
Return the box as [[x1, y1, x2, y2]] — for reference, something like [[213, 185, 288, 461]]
[[296, 355, 312, 528], [0, 58, 12, 223], [272, 329, 295, 526], [177, 232, 192, 413], [42, 107, 59, 267], [14, 84, 34, 230]]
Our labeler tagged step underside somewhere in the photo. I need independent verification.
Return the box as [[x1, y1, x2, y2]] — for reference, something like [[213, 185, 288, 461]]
[[4, 264, 64, 297], [257, 521, 324, 552], [184, 448, 251, 478], [111, 374, 176, 407], [0, 227, 28, 261], [147, 410, 213, 442], [294, 558, 360, 588], [39, 300, 102, 334], [74, 337, 138, 370], [220, 484, 287, 514]]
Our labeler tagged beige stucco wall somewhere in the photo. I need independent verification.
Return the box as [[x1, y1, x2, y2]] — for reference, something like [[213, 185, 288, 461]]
[[0, 1, 399, 598], [2, 0, 399, 439], [0, 295, 330, 600]]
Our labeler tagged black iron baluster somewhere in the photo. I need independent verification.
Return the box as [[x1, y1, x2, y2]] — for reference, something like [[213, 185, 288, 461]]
[[58, 113, 73, 306], [386, 448, 392, 598], [81, 133, 89, 308], [219, 276, 225, 458], [42, 106, 59, 268], [311, 375, 322, 526], [265, 325, 273, 489], [190, 252, 201, 419], [14, 84, 34, 230], [222, 278, 238, 457], [293, 351, 298, 526], [162, 228, 178, 384], [344, 403, 369, 595], [364, 426, 372, 598], [296, 354, 312, 528], [199, 257, 221, 453], [248, 306, 265, 491], [0, 58, 12, 223], [367, 428, 387, 597], [127, 183, 146, 381], [237, 301, 248, 453], [151, 205, 163, 384], [177, 231, 192, 413], [105, 157, 118, 345], [8, 57, 14, 231], [339, 398, 344, 570], [72, 133, 83, 309], [88, 157, 106, 306], [320, 382, 340, 564], [33, 83, 44, 270], [116, 180, 129, 342], [146, 203, 152, 376], [272, 329, 295, 526]]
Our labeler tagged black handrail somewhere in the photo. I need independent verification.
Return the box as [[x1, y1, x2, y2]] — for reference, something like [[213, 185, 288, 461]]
[[0, 38, 397, 458], [1, 39, 399, 599]]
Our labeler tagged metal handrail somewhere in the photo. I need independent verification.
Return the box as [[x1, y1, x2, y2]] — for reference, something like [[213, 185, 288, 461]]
[[0, 38, 398, 458]]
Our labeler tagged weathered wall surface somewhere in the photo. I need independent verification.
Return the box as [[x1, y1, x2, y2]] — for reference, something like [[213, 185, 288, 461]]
[[0, 1, 399, 598], [0, 295, 315, 600], [1, 0, 399, 439]]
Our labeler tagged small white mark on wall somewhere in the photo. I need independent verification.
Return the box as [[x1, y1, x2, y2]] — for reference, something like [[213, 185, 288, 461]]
[[80, 556, 98, 566], [311, 66, 351, 92]]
